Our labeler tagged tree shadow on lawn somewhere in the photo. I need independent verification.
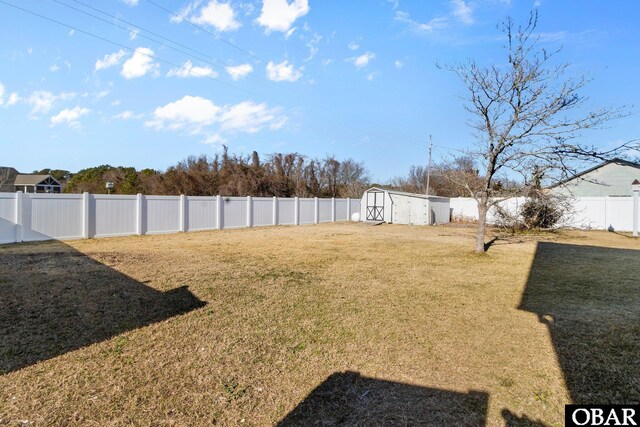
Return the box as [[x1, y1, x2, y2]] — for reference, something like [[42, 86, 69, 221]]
[[277, 371, 489, 426], [519, 242, 640, 404], [0, 241, 205, 374]]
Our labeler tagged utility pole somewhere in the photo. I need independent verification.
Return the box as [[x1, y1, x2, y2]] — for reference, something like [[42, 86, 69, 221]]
[[426, 135, 433, 195]]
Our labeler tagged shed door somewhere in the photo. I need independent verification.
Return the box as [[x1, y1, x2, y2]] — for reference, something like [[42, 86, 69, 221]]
[[366, 191, 385, 221]]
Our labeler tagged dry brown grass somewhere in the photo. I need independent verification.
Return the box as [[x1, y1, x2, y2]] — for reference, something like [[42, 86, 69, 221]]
[[0, 223, 638, 426]]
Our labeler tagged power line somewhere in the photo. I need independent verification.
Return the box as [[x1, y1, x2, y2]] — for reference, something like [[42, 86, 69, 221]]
[[0, 0, 434, 156], [0, 0, 261, 97], [53, 0, 286, 93], [49, 0, 430, 152], [143, 0, 436, 150], [144, 0, 262, 62]]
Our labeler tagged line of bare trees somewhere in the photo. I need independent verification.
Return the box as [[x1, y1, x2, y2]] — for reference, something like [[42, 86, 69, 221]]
[[63, 148, 369, 198]]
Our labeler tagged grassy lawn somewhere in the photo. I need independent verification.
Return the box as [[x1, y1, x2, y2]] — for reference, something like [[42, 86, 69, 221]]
[[0, 223, 638, 426]]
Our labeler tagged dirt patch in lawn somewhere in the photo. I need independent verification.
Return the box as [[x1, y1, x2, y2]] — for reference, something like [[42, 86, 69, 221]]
[[0, 223, 638, 426]]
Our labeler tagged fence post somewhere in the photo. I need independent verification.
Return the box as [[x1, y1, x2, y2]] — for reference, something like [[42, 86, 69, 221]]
[[604, 196, 609, 230], [14, 191, 23, 243], [331, 197, 336, 222], [294, 197, 300, 226], [347, 198, 351, 221], [273, 196, 278, 226], [82, 192, 90, 239], [136, 193, 144, 235], [247, 196, 253, 227], [216, 195, 223, 230], [633, 181, 640, 237], [179, 194, 187, 232], [314, 197, 319, 224]]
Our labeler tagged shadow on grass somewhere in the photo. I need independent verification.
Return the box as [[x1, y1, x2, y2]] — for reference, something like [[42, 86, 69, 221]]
[[0, 241, 205, 374], [277, 371, 488, 426], [519, 242, 640, 404]]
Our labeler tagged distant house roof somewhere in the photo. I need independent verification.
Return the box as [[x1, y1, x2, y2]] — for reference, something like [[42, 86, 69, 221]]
[[549, 158, 640, 188], [14, 174, 61, 186], [365, 186, 450, 200]]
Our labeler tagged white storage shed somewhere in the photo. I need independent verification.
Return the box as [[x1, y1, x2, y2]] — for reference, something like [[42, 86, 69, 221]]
[[360, 187, 451, 225]]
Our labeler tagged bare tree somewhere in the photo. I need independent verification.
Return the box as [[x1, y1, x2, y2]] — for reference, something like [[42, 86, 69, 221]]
[[0, 167, 17, 192], [442, 11, 636, 253]]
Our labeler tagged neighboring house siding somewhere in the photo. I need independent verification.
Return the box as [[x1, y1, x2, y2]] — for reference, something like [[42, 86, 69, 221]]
[[552, 163, 640, 197]]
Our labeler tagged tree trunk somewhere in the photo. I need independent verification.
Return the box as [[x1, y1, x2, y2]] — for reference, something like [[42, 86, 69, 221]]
[[476, 198, 489, 253]]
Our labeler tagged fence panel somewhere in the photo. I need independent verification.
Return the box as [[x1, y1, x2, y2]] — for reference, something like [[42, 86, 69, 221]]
[[277, 198, 296, 225], [222, 197, 247, 229], [253, 197, 274, 227], [299, 198, 315, 224], [26, 194, 84, 241], [146, 196, 180, 234], [0, 193, 16, 243], [93, 195, 137, 237], [562, 197, 607, 229], [349, 199, 360, 218], [0, 194, 356, 245], [318, 199, 332, 222], [335, 199, 348, 221], [607, 197, 633, 231], [187, 196, 217, 231]]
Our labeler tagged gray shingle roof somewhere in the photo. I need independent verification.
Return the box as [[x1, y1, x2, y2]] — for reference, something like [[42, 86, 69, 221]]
[[14, 175, 61, 186]]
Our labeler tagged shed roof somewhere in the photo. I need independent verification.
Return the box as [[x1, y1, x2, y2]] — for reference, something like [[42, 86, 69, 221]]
[[365, 186, 450, 200], [14, 174, 61, 186]]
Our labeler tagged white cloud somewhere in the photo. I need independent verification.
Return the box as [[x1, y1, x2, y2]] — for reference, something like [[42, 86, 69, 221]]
[[64, 60, 72, 73], [49, 64, 60, 73], [451, 0, 473, 25], [146, 95, 287, 143], [145, 95, 221, 131], [113, 110, 143, 120], [122, 0, 139, 6], [284, 27, 297, 39], [366, 72, 380, 81], [348, 41, 360, 51], [225, 63, 253, 80], [266, 60, 302, 82], [111, 100, 122, 107], [188, 0, 241, 32], [129, 29, 139, 40], [219, 101, 286, 133], [256, 0, 309, 33], [167, 60, 218, 78], [394, 59, 404, 69], [0, 82, 19, 108], [50, 106, 90, 129], [6, 92, 20, 107], [350, 52, 375, 69], [321, 58, 333, 66], [68, 29, 75, 36], [534, 0, 542, 6], [203, 133, 227, 145], [27, 91, 76, 115], [170, 1, 200, 23], [394, 11, 448, 33], [121, 47, 159, 79], [95, 50, 127, 71], [305, 33, 322, 61]]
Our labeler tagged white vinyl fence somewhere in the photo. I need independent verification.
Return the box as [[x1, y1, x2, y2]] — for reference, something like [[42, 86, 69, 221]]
[[450, 196, 640, 231], [0, 192, 361, 245]]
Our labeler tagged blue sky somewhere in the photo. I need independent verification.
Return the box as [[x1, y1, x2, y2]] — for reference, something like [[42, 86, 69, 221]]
[[0, 0, 639, 182]]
